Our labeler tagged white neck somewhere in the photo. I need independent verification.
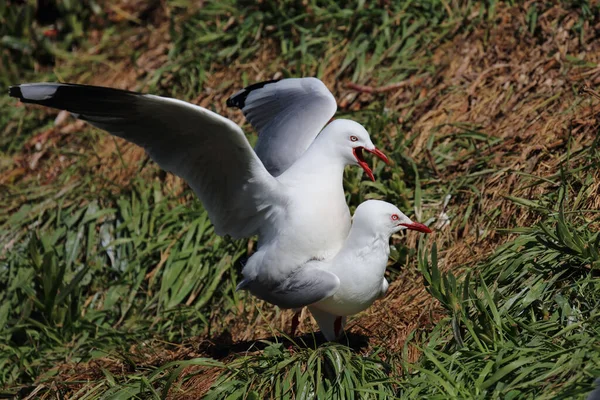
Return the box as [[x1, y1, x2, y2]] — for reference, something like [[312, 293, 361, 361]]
[[344, 224, 389, 251], [277, 129, 347, 184], [330, 222, 390, 268]]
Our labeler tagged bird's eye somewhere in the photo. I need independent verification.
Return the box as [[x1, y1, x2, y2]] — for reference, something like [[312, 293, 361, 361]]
[[391, 214, 399, 221], [350, 135, 358, 142]]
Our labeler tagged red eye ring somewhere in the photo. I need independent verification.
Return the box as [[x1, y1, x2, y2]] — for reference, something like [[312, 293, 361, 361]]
[[350, 135, 358, 142], [391, 214, 399, 221]]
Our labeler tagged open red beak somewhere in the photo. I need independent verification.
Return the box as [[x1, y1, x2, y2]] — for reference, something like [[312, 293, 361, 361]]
[[399, 222, 432, 233], [352, 147, 390, 181]]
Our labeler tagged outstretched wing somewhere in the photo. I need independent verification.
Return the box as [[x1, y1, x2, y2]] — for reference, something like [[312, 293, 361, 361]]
[[10, 83, 282, 238], [227, 77, 337, 176]]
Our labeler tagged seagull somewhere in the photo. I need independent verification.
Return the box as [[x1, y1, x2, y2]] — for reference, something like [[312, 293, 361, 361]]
[[289, 200, 431, 341], [8, 78, 390, 314]]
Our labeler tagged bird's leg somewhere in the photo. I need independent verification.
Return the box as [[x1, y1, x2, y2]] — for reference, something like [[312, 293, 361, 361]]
[[290, 310, 301, 337], [334, 316, 343, 338], [287, 310, 303, 352]]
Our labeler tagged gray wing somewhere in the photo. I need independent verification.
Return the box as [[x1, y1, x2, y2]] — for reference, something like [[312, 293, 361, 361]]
[[10, 83, 281, 239], [227, 78, 337, 176], [248, 266, 340, 309]]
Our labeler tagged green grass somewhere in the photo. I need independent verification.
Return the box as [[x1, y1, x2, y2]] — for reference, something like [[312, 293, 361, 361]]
[[206, 341, 396, 399], [407, 191, 600, 398], [1, 0, 600, 398], [156, 0, 469, 98], [0, 178, 244, 385]]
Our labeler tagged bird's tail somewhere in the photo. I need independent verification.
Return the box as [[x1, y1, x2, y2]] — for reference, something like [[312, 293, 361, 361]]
[[308, 306, 347, 341], [236, 279, 249, 291]]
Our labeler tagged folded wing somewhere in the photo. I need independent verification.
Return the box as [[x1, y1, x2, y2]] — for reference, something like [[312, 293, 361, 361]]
[[227, 77, 337, 176], [249, 266, 340, 309], [10, 83, 281, 238]]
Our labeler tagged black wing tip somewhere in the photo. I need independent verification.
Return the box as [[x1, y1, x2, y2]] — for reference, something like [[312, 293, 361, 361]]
[[9, 82, 143, 99], [8, 85, 23, 100], [226, 78, 281, 109], [8, 82, 147, 117]]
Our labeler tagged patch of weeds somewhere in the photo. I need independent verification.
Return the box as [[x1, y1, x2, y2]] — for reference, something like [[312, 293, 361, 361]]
[[0, 1, 103, 87], [204, 341, 395, 399], [0, 178, 243, 387], [154, 0, 480, 98], [404, 180, 600, 398]]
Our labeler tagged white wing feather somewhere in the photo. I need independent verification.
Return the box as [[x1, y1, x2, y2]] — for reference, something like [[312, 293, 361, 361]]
[[228, 77, 337, 176], [11, 83, 282, 238]]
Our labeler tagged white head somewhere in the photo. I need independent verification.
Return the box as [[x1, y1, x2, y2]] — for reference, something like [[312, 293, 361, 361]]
[[320, 119, 389, 181], [351, 200, 432, 237]]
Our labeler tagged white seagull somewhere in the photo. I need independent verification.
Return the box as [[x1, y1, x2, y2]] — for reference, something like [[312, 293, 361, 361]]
[[9, 78, 390, 314], [298, 200, 431, 341]]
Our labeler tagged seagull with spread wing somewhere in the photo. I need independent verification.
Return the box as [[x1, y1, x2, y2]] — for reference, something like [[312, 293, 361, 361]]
[[9, 78, 390, 318]]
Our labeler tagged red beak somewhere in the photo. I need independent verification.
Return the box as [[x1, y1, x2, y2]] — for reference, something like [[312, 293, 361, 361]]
[[366, 148, 390, 165], [399, 222, 432, 233], [352, 147, 390, 181]]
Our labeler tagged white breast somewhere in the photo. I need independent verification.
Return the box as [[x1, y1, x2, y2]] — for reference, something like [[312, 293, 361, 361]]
[[241, 170, 351, 284], [314, 239, 389, 316]]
